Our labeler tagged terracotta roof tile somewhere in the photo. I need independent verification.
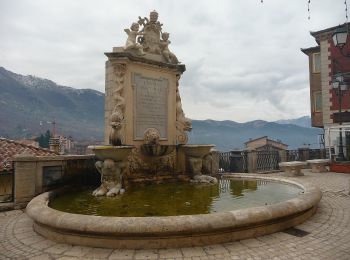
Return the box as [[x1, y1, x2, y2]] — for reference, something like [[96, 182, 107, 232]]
[[0, 138, 58, 172]]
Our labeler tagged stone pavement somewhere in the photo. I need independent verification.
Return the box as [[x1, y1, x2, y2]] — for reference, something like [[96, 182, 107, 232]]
[[1, 170, 350, 260]]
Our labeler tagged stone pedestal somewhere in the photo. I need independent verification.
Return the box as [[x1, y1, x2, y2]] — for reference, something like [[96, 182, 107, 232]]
[[104, 52, 186, 147], [100, 11, 216, 184], [104, 52, 190, 181]]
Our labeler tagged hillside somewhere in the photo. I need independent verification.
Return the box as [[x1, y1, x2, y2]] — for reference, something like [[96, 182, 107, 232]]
[[0, 67, 104, 140], [0, 67, 322, 150], [274, 116, 311, 128]]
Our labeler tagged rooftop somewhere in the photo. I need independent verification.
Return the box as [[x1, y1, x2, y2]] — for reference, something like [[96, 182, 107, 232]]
[[310, 22, 350, 38], [0, 138, 58, 173]]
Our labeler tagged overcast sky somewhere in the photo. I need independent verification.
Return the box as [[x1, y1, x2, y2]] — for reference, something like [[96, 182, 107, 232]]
[[0, 0, 348, 122]]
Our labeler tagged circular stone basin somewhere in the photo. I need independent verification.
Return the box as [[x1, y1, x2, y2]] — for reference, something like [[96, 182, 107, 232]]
[[26, 175, 322, 249], [50, 179, 302, 217]]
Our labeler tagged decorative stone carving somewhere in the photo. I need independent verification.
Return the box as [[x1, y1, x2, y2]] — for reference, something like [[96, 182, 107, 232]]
[[92, 159, 126, 197], [175, 75, 192, 144], [128, 147, 176, 176], [202, 151, 220, 175], [109, 64, 126, 145], [120, 11, 179, 64], [109, 111, 123, 146], [188, 157, 218, 184], [124, 23, 145, 56], [192, 174, 218, 184], [179, 145, 217, 184], [137, 10, 162, 54], [144, 128, 160, 145], [160, 32, 179, 64]]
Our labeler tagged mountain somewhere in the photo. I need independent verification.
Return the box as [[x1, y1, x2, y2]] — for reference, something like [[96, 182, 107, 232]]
[[274, 116, 311, 128], [0, 67, 322, 151], [188, 119, 322, 151], [0, 67, 104, 140]]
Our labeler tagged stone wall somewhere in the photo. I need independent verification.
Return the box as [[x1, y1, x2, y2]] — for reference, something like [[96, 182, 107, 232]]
[[13, 154, 97, 207]]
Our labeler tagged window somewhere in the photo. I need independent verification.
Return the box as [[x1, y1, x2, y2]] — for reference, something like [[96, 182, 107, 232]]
[[314, 91, 322, 112], [313, 53, 321, 73]]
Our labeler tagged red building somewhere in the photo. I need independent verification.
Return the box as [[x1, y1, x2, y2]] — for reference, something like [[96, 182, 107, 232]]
[[302, 23, 350, 160]]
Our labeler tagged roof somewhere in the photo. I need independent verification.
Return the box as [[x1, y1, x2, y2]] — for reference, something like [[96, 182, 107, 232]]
[[300, 46, 320, 55], [244, 136, 288, 146], [244, 136, 268, 145], [310, 23, 350, 38], [0, 138, 58, 173]]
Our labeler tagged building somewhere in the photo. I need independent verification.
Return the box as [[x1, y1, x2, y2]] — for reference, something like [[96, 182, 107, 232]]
[[301, 23, 350, 159], [0, 138, 58, 202], [49, 135, 75, 154], [245, 136, 288, 151]]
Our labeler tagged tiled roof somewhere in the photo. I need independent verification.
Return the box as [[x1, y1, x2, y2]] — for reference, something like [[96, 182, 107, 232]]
[[0, 138, 58, 173]]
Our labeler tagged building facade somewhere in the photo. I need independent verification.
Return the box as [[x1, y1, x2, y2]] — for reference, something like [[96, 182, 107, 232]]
[[302, 23, 350, 159], [245, 136, 288, 151]]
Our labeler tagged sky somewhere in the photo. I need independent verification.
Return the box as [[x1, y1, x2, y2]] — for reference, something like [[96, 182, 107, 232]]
[[0, 0, 348, 122]]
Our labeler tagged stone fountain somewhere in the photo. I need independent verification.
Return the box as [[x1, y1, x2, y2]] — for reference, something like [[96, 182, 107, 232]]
[[25, 11, 322, 249], [89, 10, 217, 196]]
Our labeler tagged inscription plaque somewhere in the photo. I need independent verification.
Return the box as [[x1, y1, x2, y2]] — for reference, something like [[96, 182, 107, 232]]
[[133, 73, 168, 139]]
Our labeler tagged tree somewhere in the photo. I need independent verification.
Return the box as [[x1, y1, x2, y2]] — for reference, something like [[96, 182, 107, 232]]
[[35, 130, 51, 148]]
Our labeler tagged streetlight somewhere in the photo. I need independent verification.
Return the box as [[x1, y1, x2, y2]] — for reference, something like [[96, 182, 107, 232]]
[[332, 24, 350, 57], [331, 24, 350, 161], [332, 75, 348, 161]]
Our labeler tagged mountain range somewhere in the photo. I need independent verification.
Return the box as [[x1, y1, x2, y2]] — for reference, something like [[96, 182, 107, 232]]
[[0, 67, 104, 140], [189, 119, 321, 151], [274, 116, 311, 128], [0, 67, 322, 151]]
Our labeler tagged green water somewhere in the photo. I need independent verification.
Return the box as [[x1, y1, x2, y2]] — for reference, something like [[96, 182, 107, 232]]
[[49, 179, 302, 217]]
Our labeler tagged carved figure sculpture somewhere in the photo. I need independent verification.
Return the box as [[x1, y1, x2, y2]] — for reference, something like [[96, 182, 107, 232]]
[[144, 128, 161, 145], [124, 23, 145, 55], [109, 111, 123, 146], [122, 11, 182, 64], [187, 156, 218, 184], [93, 159, 126, 197], [160, 32, 179, 64]]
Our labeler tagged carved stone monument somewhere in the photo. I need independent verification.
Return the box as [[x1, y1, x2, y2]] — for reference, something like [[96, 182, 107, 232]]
[[101, 10, 216, 187]]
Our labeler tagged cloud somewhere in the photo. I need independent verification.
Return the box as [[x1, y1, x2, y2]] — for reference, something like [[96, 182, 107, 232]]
[[0, 0, 347, 122]]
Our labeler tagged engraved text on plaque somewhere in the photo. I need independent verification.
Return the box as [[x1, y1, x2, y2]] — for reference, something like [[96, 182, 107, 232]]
[[133, 73, 168, 139]]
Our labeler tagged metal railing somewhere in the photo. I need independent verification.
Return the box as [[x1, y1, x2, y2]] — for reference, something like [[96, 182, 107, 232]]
[[256, 150, 280, 172], [219, 148, 327, 173]]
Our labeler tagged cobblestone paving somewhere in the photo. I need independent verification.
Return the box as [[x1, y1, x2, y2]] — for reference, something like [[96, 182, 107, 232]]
[[1, 170, 350, 259]]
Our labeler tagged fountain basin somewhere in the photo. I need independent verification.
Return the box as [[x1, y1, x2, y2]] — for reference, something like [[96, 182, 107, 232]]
[[140, 144, 176, 157], [179, 144, 215, 158], [26, 174, 321, 249], [88, 145, 134, 161]]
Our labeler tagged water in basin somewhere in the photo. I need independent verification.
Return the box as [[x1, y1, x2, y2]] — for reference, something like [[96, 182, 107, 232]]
[[50, 179, 302, 217]]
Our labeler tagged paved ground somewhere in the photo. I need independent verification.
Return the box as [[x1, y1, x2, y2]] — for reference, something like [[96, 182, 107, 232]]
[[1, 170, 350, 260]]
